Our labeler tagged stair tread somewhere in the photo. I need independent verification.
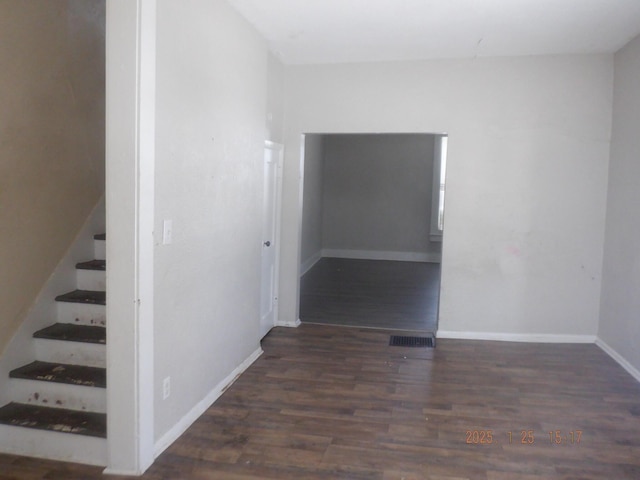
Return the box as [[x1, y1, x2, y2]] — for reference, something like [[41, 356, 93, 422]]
[[0, 402, 106, 438], [55, 290, 105, 305], [10, 361, 106, 388], [76, 260, 106, 271], [33, 323, 106, 345], [94, 233, 106, 241]]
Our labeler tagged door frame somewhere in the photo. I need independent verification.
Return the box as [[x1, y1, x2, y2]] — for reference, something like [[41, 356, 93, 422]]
[[264, 141, 284, 331], [293, 131, 446, 332]]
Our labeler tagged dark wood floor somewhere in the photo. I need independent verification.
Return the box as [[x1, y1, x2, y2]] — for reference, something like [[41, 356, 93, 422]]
[[300, 258, 440, 331], [2, 324, 640, 479]]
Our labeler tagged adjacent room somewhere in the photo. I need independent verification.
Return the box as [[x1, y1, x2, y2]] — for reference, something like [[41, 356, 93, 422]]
[[299, 133, 446, 332]]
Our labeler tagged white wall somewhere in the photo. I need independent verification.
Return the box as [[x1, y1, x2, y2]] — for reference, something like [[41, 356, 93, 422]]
[[322, 134, 440, 261], [153, 0, 267, 445], [279, 55, 613, 336], [300, 135, 325, 270], [106, 0, 156, 471], [598, 35, 640, 374], [267, 52, 285, 143]]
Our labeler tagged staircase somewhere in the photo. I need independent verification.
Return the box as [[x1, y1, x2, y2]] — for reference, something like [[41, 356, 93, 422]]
[[0, 233, 107, 466]]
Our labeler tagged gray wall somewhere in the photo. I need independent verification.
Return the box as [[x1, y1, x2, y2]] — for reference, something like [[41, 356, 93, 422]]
[[300, 135, 325, 270], [599, 34, 640, 374], [322, 134, 441, 261]]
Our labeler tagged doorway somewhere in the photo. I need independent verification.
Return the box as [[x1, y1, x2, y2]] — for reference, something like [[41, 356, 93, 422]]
[[298, 133, 447, 333]]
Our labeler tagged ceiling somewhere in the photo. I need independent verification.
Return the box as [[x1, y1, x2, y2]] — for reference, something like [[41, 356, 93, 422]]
[[226, 0, 640, 65]]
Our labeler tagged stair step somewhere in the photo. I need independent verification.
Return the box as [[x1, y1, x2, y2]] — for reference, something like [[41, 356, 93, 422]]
[[55, 289, 105, 306], [0, 423, 107, 465], [10, 361, 106, 388], [0, 402, 106, 438], [9, 376, 107, 412], [57, 302, 105, 327], [75, 260, 106, 271], [34, 323, 106, 345], [94, 234, 106, 261], [77, 268, 106, 291]]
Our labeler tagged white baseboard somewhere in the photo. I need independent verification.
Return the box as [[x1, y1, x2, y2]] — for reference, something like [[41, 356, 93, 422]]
[[104, 468, 143, 476], [153, 347, 263, 458], [300, 251, 322, 276], [596, 337, 640, 383], [322, 249, 441, 263], [437, 331, 597, 344], [275, 318, 301, 328]]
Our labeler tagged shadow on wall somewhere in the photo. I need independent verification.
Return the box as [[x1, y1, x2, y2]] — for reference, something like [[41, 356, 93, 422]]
[[0, 0, 106, 354]]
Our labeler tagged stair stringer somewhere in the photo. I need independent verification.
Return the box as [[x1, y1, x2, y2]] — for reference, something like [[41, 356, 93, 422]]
[[0, 196, 105, 464]]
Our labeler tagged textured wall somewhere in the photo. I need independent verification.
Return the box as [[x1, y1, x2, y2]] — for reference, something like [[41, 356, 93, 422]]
[[300, 134, 325, 267], [321, 134, 440, 259], [153, 0, 268, 443], [599, 34, 640, 373], [280, 55, 612, 335]]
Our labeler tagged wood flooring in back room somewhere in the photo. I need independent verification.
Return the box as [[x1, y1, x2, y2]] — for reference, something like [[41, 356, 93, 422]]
[[300, 257, 440, 331], [2, 324, 640, 479]]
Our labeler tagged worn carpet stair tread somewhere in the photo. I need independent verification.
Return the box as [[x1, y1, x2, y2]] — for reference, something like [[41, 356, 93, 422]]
[[10, 361, 106, 388], [75, 259, 106, 271], [55, 289, 106, 305], [0, 402, 106, 438], [94, 233, 106, 241], [33, 323, 106, 345]]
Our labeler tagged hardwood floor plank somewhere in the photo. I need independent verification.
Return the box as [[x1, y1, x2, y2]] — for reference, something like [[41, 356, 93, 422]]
[[300, 258, 440, 331], [1, 324, 639, 478]]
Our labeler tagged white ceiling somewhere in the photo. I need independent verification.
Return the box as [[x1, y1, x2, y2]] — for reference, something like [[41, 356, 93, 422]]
[[226, 0, 640, 65]]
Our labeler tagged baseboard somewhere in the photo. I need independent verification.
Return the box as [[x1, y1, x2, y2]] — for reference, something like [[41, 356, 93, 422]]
[[103, 466, 149, 476], [596, 337, 640, 383], [322, 249, 441, 263], [437, 331, 597, 343], [153, 347, 263, 458], [300, 251, 322, 276], [274, 318, 301, 328], [104, 468, 140, 476]]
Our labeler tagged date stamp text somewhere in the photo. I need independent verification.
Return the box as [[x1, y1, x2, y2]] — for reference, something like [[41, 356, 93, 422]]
[[465, 429, 582, 446]]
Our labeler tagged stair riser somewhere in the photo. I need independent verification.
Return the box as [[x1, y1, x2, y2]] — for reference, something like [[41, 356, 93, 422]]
[[34, 339, 105, 368], [76, 269, 106, 291], [94, 240, 106, 261], [0, 424, 106, 466], [8, 379, 106, 413], [56, 303, 106, 327]]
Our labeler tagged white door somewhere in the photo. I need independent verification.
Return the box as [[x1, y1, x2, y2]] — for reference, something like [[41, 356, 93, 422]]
[[260, 142, 282, 338]]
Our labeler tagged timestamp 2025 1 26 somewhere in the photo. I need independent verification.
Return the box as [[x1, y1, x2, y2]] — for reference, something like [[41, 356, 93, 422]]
[[465, 430, 582, 445]]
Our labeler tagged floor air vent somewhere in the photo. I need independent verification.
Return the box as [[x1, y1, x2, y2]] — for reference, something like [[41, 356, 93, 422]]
[[389, 335, 435, 348]]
